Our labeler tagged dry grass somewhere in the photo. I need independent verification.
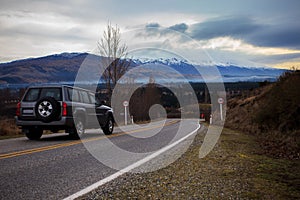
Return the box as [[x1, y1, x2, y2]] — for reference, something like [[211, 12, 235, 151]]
[[258, 130, 300, 159], [0, 117, 21, 137]]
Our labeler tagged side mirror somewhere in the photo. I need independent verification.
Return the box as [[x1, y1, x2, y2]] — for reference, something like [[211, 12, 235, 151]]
[[101, 100, 107, 105], [95, 100, 106, 107]]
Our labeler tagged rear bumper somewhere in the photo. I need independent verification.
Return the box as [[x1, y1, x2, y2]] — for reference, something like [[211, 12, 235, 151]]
[[15, 116, 74, 127]]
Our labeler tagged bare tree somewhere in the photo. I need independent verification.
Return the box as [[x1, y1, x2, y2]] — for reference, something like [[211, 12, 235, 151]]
[[97, 22, 130, 99]]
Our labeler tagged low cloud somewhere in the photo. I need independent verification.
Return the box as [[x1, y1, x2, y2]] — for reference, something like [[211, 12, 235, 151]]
[[168, 23, 188, 33], [247, 23, 300, 48], [188, 16, 261, 40], [139, 22, 189, 38], [188, 16, 300, 49], [145, 23, 160, 28]]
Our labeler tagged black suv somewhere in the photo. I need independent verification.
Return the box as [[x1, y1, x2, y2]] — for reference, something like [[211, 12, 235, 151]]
[[16, 85, 114, 140]]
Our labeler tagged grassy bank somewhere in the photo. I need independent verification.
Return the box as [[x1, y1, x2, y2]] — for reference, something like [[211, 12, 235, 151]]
[[226, 70, 300, 159]]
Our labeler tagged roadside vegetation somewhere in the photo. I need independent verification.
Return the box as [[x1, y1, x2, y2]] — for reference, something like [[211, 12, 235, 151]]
[[226, 70, 300, 159], [0, 117, 21, 139]]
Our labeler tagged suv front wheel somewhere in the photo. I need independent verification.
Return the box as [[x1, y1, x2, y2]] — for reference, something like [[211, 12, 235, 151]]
[[102, 117, 114, 135]]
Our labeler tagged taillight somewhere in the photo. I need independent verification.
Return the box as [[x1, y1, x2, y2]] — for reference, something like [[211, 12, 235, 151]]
[[62, 102, 67, 116], [16, 102, 21, 116]]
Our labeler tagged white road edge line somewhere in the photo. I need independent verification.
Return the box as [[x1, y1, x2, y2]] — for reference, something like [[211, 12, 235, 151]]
[[64, 123, 201, 200]]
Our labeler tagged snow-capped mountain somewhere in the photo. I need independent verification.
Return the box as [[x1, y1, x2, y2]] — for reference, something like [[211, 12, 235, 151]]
[[132, 57, 189, 65], [0, 53, 286, 85], [131, 57, 286, 82]]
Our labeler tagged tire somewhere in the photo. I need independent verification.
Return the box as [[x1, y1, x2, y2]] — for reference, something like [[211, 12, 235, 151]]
[[35, 97, 60, 122], [69, 117, 85, 139], [102, 116, 114, 135], [23, 127, 43, 140]]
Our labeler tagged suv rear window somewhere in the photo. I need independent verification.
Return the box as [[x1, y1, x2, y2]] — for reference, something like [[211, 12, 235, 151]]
[[24, 88, 62, 102]]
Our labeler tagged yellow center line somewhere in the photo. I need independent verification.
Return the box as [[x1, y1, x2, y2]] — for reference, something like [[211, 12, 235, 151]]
[[0, 120, 179, 160]]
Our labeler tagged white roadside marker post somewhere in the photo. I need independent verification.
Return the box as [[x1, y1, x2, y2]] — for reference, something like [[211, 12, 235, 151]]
[[123, 101, 129, 125], [218, 97, 224, 121]]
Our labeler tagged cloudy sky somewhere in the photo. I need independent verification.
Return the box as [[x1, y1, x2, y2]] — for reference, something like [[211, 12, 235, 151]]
[[0, 0, 300, 68]]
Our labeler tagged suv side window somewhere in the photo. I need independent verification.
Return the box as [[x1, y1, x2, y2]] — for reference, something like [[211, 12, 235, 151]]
[[68, 88, 80, 102], [89, 93, 96, 104], [24, 88, 40, 101], [80, 91, 91, 104]]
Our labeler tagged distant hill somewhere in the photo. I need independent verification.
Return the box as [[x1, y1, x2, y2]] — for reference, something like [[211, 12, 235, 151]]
[[0, 53, 88, 85], [225, 70, 300, 159], [0, 52, 286, 85]]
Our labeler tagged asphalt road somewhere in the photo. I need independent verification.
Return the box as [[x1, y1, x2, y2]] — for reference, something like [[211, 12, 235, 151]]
[[0, 119, 199, 199]]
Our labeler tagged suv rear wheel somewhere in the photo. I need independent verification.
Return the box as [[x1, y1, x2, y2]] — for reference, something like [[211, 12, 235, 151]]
[[68, 117, 85, 139], [23, 127, 43, 140]]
